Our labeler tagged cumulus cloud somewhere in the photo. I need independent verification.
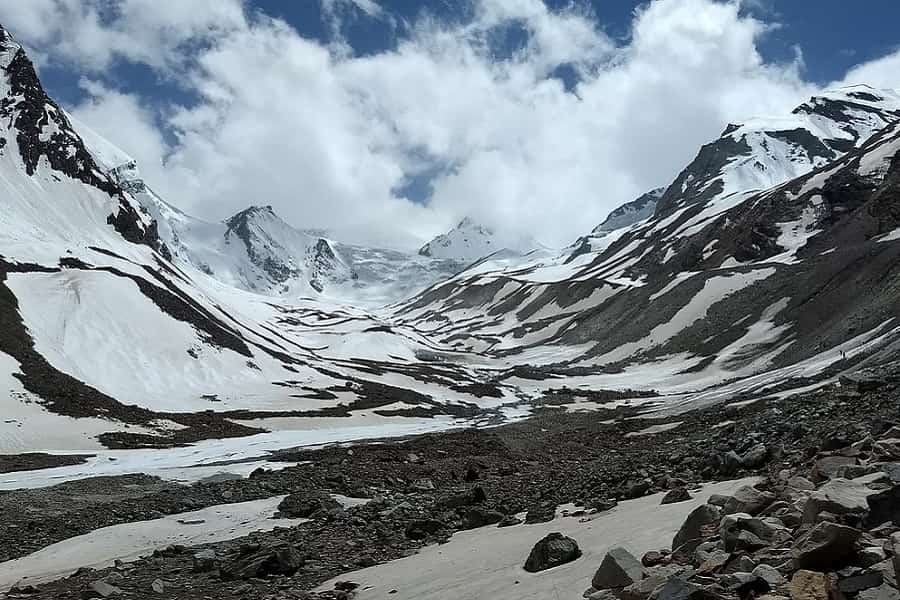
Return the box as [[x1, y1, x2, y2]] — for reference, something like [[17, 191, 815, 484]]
[[0, 0, 877, 248]]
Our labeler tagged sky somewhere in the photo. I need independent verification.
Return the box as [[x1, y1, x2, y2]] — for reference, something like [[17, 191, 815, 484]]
[[1, 0, 899, 250]]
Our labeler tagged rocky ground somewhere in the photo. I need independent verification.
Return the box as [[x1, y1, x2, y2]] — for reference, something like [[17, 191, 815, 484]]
[[1, 370, 899, 599]]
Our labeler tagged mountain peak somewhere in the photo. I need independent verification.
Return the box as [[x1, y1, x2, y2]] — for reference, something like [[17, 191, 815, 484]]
[[419, 216, 542, 260]]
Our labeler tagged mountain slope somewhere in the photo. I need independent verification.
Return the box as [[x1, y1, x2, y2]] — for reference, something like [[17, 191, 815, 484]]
[[395, 89, 900, 402]]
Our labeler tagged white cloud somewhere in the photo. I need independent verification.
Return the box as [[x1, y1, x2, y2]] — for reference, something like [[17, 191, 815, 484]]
[[1, 0, 883, 249], [834, 47, 900, 90], [0, 0, 247, 72]]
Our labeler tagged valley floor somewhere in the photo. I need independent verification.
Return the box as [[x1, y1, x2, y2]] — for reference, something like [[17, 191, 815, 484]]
[[0, 372, 897, 599]]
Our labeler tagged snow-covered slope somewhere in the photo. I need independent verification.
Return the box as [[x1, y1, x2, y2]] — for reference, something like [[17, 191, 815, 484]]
[[0, 26, 511, 459], [418, 217, 545, 261]]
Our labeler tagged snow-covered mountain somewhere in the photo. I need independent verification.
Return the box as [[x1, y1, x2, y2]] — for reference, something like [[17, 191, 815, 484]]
[[72, 135, 466, 306], [418, 217, 545, 261]]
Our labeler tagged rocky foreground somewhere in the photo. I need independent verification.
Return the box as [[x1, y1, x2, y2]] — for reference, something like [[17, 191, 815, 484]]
[[1, 369, 899, 599]]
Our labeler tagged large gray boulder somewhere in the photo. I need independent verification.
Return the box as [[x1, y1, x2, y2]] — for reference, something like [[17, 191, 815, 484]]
[[802, 474, 884, 522], [592, 547, 645, 590]]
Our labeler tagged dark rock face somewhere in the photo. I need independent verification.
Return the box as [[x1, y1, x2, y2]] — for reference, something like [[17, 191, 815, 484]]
[[0, 27, 165, 256], [523, 532, 581, 573]]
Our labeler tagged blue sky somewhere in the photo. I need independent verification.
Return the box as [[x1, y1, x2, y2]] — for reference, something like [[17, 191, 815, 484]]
[[3, 0, 899, 248]]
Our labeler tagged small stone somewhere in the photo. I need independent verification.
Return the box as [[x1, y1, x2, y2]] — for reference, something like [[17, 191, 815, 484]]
[[83, 581, 122, 599], [642, 550, 668, 567], [523, 532, 581, 573], [150, 579, 164, 594], [592, 546, 644, 590], [498, 514, 523, 528]]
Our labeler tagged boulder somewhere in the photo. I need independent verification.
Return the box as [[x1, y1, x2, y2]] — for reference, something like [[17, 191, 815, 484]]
[[498, 514, 523, 528], [460, 508, 505, 530], [721, 572, 770, 599], [525, 502, 558, 524], [623, 480, 652, 500], [192, 549, 217, 573], [219, 543, 304, 580], [792, 522, 861, 570], [752, 564, 784, 587], [276, 492, 342, 519], [591, 498, 619, 512], [652, 577, 722, 600], [812, 456, 857, 481], [742, 444, 769, 469], [661, 488, 692, 505], [672, 504, 721, 551], [642, 551, 668, 568], [82, 581, 122, 599], [803, 475, 883, 522], [620, 573, 668, 600], [858, 546, 887, 568], [722, 451, 744, 475], [858, 584, 900, 600], [592, 547, 645, 590], [523, 532, 581, 573], [838, 572, 883, 594], [437, 486, 487, 509], [867, 485, 900, 526], [789, 570, 833, 600], [721, 514, 790, 553], [873, 440, 900, 461], [722, 486, 775, 516], [892, 534, 900, 590], [405, 519, 445, 540]]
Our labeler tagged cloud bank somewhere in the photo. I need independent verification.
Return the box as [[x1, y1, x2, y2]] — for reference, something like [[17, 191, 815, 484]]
[[3, 0, 899, 248]]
